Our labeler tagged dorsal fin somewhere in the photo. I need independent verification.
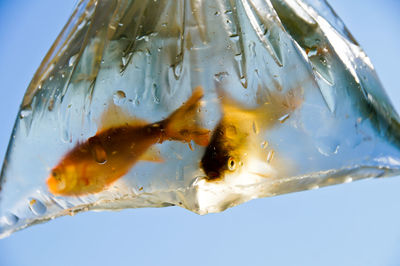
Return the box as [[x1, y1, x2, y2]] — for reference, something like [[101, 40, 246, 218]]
[[216, 86, 256, 117], [216, 85, 303, 129], [98, 101, 148, 132]]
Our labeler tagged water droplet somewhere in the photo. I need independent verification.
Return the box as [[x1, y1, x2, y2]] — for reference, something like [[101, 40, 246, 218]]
[[173, 61, 183, 79], [261, 141, 269, 149], [89, 137, 107, 164], [319, 56, 328, 66], [249, 41, 256, 56], [48, 98, 55, 111], [316, 141, 339, 156], [266, 150, 275, 163], [121, 56, 128, 67], [229, 34, 239, 42], [240, 76, 247, 88], [113, 90, 126, 105], [306, 47, 318, 57], [278, 114, 290, 123], [28, 198, 47, 216], [214, 72, 229, 82], [68, 53, 78, 67], [252, 121, 259, 134], [152, 83, 160, 104], [20, 107, 32, 119], [136, 35, 149, 42]]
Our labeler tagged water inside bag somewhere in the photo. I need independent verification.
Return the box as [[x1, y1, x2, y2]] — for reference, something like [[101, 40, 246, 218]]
[[1, 0, 400, 238]]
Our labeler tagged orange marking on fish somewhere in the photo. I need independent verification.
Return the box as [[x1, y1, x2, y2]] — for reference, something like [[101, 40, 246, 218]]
[[47, 86, 210, 196]]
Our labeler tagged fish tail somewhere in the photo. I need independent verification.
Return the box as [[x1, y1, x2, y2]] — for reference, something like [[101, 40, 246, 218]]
[[163, 86, 210, 146]]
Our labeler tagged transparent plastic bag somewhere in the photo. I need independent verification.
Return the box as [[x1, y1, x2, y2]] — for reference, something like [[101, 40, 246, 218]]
[[1, 0, 399, 238]]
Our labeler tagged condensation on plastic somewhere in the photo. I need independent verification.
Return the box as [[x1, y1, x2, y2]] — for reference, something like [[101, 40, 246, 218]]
[[1, 0, 399, 238]]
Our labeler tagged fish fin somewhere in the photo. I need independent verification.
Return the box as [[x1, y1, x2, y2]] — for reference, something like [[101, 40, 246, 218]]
[[216, 86, 259, 124], [216, 85, 302, 129], [139, 147, 164, 162], [163, 86, 211, 146], [254, 86, 303, 128], [98, 101, 147, 132]]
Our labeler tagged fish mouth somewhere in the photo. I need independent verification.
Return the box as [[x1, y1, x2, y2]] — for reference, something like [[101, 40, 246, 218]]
[[204, 171, 222, 181], [226, 158, 275, 182]]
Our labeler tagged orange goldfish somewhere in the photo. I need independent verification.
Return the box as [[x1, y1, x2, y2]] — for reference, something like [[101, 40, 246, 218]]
[[47, 86, 210, 196]]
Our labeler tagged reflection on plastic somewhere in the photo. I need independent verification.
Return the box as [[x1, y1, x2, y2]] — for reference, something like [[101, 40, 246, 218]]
[[1, 0, 400, 238]]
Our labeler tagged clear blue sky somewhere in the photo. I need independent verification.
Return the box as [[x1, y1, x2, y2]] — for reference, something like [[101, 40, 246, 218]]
[[0, 1, 400, 265]]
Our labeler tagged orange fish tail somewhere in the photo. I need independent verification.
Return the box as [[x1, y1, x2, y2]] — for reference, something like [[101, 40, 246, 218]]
[[163, 86, 210, 146]]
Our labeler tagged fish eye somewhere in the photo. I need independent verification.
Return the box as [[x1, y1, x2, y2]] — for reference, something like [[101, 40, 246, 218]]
[[52, 170, 60, 180], [227, 157, 236, 171]]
